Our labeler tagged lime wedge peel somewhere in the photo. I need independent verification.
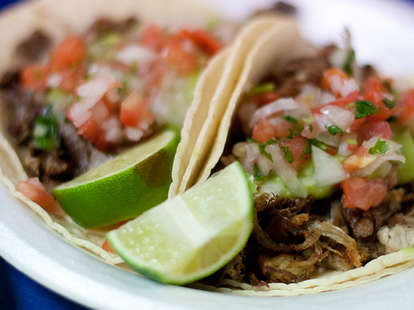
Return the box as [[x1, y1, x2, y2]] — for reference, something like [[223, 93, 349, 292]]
[[54, 130, 178, 228], [107, 162, 254, 285]]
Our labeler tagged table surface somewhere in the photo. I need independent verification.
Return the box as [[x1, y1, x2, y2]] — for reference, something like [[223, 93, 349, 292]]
[[1, 0, 414, 309]]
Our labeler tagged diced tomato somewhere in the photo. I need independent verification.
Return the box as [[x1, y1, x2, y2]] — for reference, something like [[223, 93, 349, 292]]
[[59, 65, 86, 92], [398, 89, 414, 123], [163, 38, 196, 75], [350, 118, 366, 132], [139, 24, 167, 51], [252, 117, 294, 143], [341, 177, 387, 211], [180, 29, 222, 55], [280, 136, 309, 169], [120, 92, 153, 127], [50, 36, 86, 71], [249, 91, 280, 106], [78, 117, 109, 151], [321, 68, 349, 96], [364, 76, 383, 105], [144, 60, 165, 94], [312, 91, 359, 114], [363, 76, 396, 122], [16, 178, 65, 217], [21, 64, 49, 90], [357, 121, 391, 143], [102, 239, 115, 253]]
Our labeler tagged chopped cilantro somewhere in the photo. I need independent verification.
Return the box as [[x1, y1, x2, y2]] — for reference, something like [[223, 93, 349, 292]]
[[253, 164, 265, 181], [301, 139, 312, 157], [32, 105, 60, 151], [247, 137, 258, 143], [355, 100, 378, 119], [280, 145, 294, 163], [382, 97, 395, 109], [382, 80, 393, 93], [282, 115, 298, 125], [258, 139, 278, 161], [347, 102, 356, 109], [309, 124, 313, 132], [326, 125, 343, 136], [303, 116, 315, 124], [387, 115, 397, 123], [368, 139, 389, 155], [343, 49, 356, 76], [287, 128, 296, 139], [346, 138, 357, 145], [246, 82, 275, 97], [309, 138, 328, 150]]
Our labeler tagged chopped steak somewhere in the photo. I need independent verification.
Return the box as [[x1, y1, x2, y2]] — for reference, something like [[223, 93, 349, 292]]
[[0, 70, 44, 142], [86, 16, 138, 40], [15, 30, 51, 63], [252, 1, 298, 17]]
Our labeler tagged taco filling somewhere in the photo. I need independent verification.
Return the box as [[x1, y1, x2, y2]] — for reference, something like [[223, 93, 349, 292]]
[[208, 39, 414, 285], [0, 16, 231, 215]]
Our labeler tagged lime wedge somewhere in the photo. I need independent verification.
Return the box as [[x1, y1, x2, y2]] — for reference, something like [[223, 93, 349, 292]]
[[54, 130, 178, 228], [107, 162, 253, 284]]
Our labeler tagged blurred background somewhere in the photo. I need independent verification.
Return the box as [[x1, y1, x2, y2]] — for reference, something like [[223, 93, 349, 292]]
[[0, 0, 413, 309]]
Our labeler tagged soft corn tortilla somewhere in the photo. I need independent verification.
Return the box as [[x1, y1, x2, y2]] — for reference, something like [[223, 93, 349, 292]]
[[169, 16, 301, 196], [0, 0, 227, 265], [172, 16, 414, 295]]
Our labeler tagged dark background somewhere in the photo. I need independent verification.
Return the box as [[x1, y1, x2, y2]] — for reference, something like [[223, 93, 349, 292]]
[[1, 0, 414, 309]]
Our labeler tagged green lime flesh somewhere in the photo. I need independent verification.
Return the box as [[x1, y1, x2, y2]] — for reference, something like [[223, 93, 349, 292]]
[[394, 129, 414, 184], [107, 162, 254, 285], [54, 130, 178, 228]]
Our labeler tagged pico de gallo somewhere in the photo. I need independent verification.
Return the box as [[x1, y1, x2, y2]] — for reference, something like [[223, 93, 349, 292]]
[[210, 39, 414, 285], [0, 16, 234, 220]]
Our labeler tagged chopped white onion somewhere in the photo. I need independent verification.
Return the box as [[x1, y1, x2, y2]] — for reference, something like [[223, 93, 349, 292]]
[[233, 142, 259, 175], [313, 113, 333, 130], [103, 117, 123, 143], [317, 131, 340, 147], [312, 146, 347, 186], [116, 45, 156, 65], [47, 73, 62, 88], [249, 98, 299, 128], [329, 74, 359, 97], [77, 77, 116, 101], [266, 144, 307, 198], [355, 137, 405, 177], [69, 102, 92, 127], [320, 105, 354, 132], [298, 84, 335, 108], [92, 102, 109, 123], [125, 127, 144, 141], [338, 134, 357, 157]]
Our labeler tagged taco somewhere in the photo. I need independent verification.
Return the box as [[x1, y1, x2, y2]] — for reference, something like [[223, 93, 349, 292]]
[[0, 0, 244, 264], [172, 18, 414, 294]]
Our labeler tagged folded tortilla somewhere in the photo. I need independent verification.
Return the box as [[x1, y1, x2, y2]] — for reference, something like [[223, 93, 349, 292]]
[[171, 16, 414, 295]]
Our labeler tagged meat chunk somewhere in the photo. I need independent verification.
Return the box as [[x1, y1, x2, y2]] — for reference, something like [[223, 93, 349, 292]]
[[343, 188, 405, 239], [86, 16, 138, 40], [266, 55, 332, 98], [0, 70, 44, 142], [15, 30, 51, 63], [258, 253, 318, 283], [252, 1, 297, 17]]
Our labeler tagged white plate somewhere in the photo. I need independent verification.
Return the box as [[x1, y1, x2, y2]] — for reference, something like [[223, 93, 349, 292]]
[[2, 0, 414, 309]]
